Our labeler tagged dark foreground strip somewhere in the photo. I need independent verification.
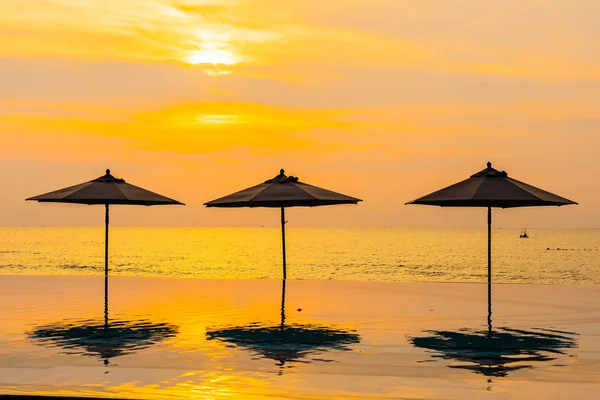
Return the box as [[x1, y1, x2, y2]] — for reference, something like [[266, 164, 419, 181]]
[[0, 396, 133, 400]]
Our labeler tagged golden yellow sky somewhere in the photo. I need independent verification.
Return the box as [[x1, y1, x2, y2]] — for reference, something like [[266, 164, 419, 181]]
[[1, 0, 598, 227]]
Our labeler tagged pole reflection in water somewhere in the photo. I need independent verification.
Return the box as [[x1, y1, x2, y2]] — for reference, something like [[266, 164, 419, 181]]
[[28, 277, 178, 366], [206, 279, 360, 373], [410, 281, 578, 378]]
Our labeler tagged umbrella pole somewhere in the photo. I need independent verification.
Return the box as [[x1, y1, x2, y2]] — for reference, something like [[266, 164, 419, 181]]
[[281, 207, 287, 280], [105, 204, 110, 277], [487, 206, 492, 333], [104, 203, 110, 329]]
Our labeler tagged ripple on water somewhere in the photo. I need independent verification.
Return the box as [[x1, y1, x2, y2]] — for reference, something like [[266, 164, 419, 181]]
[[1, 228, 600, 284]]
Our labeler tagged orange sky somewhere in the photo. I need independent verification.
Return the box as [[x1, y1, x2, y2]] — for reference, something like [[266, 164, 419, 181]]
[[1, 0, 598, 228]]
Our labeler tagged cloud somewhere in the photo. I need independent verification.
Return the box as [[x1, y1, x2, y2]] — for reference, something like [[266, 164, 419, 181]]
[[0, 0, 280, 71], [0, 58, 214, 107], [1, 100, 365, 155], [5, 0, 599, 82]]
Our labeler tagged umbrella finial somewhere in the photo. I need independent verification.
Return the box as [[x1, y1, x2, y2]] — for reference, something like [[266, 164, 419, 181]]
[[106, 169, 111, 175], [280, 169, 285, 175], [487, 162, 492, 169]]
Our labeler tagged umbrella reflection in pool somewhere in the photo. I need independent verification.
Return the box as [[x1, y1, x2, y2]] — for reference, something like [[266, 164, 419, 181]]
[[28, 278, 178, 366], [410, 293, 578, 379], [206, 280, 360, 373], [411, 326, 578, 378]]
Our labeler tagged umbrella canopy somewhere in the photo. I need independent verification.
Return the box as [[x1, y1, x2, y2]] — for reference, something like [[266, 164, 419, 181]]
[[406, 162, 576, 208], [26, 169, 184, 280], [406, 162, 577, 327], [205, 168, 361, 208], [205, 169, 361, 278], [27, 169, 182, 206]]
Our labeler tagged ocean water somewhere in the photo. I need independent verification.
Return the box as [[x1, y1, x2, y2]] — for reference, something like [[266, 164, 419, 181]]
[[0, 227, 599, 284]]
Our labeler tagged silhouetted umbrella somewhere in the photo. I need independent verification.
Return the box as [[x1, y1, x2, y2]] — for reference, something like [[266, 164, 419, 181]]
[[407, 162, 576, 327], [410, 326, 578, 378], [205, 169, 361, 279], [28, 279, 178, 365], [206, 280, 360, 372], [26, 169, 184, 278], [30, 318, 178, 365]]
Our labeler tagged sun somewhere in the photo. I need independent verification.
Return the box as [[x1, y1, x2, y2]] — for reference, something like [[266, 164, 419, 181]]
[[184, 29, 243, 75]]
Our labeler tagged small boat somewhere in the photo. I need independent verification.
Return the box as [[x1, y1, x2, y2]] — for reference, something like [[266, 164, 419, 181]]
[[520, 229, 529, 238]]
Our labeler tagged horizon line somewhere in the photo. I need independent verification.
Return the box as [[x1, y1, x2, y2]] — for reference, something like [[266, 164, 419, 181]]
[[1, 225, 599, 230]]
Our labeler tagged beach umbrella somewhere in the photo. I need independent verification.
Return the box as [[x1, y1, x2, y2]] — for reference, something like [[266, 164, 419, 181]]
[[206, 280, 360, 372], [204, 169, 361, 279], [26, 169, 184, 278], [407, 162, 577, 328]]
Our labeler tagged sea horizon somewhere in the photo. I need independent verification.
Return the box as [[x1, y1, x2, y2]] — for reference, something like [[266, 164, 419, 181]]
[[3, 227, 598, 285], [4, 225, 600, 229]]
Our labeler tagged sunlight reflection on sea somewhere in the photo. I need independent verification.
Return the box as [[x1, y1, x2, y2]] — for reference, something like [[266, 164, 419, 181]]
[[1, 227, 599, 284]]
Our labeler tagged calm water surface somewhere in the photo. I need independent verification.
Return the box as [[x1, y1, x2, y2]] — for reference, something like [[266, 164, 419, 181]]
[[2, 276, 600, 399], [1, 227, 599, 284]]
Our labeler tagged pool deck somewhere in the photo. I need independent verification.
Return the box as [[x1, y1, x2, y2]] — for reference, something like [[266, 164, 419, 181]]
[[1, 276, 600, 399]]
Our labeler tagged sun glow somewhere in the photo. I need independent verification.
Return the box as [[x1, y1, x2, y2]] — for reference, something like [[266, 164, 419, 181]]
[[196, 114, 239, 124], [185, 29, 243, 75], [186, 49, 237, 66]]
